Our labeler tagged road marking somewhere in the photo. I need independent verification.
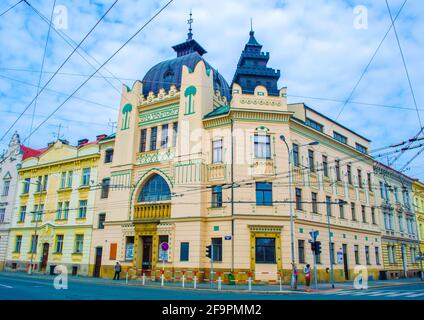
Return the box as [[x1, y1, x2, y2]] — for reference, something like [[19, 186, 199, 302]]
[[404, 292, 424, 298], [0, 284, 13, 289]]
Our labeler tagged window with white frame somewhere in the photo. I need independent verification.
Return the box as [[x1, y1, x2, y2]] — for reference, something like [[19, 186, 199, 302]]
[[254, 134, 271, 159]]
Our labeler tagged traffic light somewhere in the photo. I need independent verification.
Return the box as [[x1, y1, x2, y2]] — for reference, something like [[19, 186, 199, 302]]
[[310, 241, 316, 252], [206, 245, 212, 259], [315, 241, 322, 255]]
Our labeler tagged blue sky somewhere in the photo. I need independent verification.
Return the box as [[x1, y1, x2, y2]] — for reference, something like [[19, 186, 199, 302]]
[[0, 0, 423, 179]]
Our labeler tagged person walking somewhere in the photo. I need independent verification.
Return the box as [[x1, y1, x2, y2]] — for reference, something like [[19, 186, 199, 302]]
[[304, 264, 311, 292], [113, 261, 121, 280]]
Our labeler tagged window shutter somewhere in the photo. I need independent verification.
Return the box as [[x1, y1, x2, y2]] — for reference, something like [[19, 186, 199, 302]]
[[109, 243, 117, 260]]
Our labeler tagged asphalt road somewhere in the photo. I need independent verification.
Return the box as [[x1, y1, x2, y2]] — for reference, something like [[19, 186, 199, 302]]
[[0, 272, 423, 300]]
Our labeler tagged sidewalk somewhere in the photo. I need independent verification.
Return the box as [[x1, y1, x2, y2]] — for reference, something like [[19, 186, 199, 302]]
[[1, 270, 423, 294]]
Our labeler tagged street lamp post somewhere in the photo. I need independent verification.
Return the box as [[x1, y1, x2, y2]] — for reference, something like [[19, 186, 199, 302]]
[[27, 179, 43, 275], [280, 135, 318, 289]]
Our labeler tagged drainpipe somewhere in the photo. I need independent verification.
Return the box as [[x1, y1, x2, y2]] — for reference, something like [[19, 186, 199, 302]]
[[231, 118, 235, 272]]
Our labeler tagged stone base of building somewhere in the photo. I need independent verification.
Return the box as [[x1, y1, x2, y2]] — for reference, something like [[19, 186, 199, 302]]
[[4, 260, 90, 276], [381, 269, 421, 280]]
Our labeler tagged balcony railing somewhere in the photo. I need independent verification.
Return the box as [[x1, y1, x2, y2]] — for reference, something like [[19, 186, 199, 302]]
[[207, 163, 226, 181], [134, 203, 171, 220]]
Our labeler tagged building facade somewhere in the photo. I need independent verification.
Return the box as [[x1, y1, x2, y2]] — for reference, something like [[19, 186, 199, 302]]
[[5, 139, 100, 275], [412, 180, 424, 254], [88, 27, 383, 282], [374, 162, 421, 279]]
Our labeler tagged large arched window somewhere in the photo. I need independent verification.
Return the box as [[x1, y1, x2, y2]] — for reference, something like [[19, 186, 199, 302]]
[[138, 174, 171, 202]]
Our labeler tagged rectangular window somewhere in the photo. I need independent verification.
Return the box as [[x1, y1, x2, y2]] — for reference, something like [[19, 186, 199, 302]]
[[23, 178, 31, 194], [311, 192, 318, 213], [180, 242, 189, 262], [292, 143, 299, 167], [212, 139, 223, 163], [375, 247, 380, 265], [56, 202, 63, 220], [335, 160, 341, 181], [42, 175, 48, 191], [296, 188, 303, 211], [347, 165, 352, 184], [19, 206, 26, 222], [15, 235, 22, 253], [361, 205, 367, 223], [55, 235, 64, 254], [256, 182, 272, 206], [36, 176, 42, 192], [305, 118, 324, 132], [255, 237, 276, 263], [367, 173, 372, 192], [212, 238, 222, 262], [109, 243, 117, 260], [81, 168, 91, 186], [371, 207, 376, 224], [326, 196, 332, 216], [74, 234, 84, 254], [380, 181, 385, 199], [101, 178, 110, 199], [60, 172, 66, 189], [30, 235, 38, 253], [357, 169, 363, 188], [212, 185, 223, 208], [67, 171, 73, 188], [308, 150, 315, 172], [63, 201, 69, 220], [33, 204, 44, 221], [139, 128, 147, 152], [98, 213, 106, 229], [298, 240, 305, 264], [172, 122, 178, 147], [104, 149, 114, 163], [351, 202, 356, 221], [365, 246, 370, 265], [356, 143, 368, 154], [339, 201, 345, 219], [150, 126, 157, 151], [78, 200, 87, 219], [322, 155, 328, 177], [254, 134, 271, 159], [2, 180, 10, 196], [161, 124, 169, 148], [354, 245, 360, 264], [394, 187, 399, 202], [333, 131, 348, 144]]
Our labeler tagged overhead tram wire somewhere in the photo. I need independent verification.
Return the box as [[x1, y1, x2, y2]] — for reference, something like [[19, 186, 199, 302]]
[[0, 0, 119, 143], [28, 0, 57, 146], [0, 0, 24, 18], [9, 0, 174, 152]]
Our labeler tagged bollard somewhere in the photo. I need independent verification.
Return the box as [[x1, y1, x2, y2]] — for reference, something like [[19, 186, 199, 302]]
[[142, 273, 145, 286], [194, 276, 197, 289], [161, 272, 164, 287], [279, 276, 282, 292], [248, 277, 252, 291], [182, 274, 185, 288], [126, 272, 129, 285], [218, 277, 222, 291]]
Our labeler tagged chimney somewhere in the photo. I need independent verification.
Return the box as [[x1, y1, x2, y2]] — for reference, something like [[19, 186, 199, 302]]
[[96, 134, 107, 141], [77, 139, 89, 147]]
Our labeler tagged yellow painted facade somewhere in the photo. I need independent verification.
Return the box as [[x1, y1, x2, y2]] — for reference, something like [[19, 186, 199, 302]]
[[413, 180, 424, 253], [5, 140, 100, 275]]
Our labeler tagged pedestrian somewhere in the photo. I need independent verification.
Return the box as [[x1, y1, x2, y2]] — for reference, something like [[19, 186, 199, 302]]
[[113, 261, 121, 280], [292, 262, 298, 290], [304, 264, 311, 291]]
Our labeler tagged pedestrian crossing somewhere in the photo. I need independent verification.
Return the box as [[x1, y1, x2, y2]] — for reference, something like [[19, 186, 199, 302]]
[[321, 289, 424, 298]]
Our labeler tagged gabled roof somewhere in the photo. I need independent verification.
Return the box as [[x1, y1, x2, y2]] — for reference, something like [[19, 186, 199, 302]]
[[20, 145, 48, 160]]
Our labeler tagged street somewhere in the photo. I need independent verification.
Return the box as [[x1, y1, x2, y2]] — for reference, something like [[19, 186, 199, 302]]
[[0, 272, 423, 300]]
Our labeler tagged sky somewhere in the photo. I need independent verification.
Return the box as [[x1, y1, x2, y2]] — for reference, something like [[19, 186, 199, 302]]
[[0, 0, 423, 179]]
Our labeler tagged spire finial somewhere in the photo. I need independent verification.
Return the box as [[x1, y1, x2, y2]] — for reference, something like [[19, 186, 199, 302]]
[[250, 17, 254, 35], [187, 9, 193, 40]]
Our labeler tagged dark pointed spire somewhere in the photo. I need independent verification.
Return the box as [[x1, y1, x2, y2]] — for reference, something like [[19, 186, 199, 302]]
[[187, 9, 193, 40], [172, 10, 207, 57]]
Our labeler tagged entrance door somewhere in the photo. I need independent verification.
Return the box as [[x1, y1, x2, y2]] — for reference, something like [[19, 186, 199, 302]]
[[141, 236, 153, 274], [401, 244, 408, 278], [41, 243, 49, 271], [93, 247, 103, 277], [342, 244, 349, 280]]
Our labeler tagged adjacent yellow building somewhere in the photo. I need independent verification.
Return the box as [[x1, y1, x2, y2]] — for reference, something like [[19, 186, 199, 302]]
[[413, 180, 424, 253], [5, 139, 100, 275]]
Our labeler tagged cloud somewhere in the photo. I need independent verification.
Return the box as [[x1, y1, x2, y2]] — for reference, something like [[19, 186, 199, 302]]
[[0, 0, 423, 179]]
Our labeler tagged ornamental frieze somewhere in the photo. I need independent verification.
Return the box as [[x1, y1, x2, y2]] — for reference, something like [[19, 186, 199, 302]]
[[139, 104, 179, 127]]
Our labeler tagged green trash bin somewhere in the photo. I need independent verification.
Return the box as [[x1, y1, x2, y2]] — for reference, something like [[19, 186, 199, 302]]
[[227, 273, 235, 285]]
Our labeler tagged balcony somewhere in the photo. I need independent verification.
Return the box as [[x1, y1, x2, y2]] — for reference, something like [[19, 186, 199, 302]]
[[251, 159, 275, 176], [137, 148, 174, 165], [207, 163, 226, 181], [134, 203, 171, 220]]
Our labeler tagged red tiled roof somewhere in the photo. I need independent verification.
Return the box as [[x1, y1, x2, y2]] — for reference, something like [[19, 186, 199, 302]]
[[20, 145, 49, 160]]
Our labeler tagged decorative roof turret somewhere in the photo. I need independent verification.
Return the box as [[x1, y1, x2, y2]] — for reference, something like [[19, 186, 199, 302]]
[[232, 27, 280, 96]]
